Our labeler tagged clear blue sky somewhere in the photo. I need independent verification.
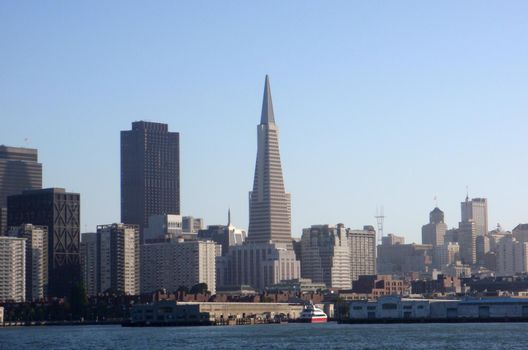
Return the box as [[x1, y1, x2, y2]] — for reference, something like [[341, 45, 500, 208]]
[[1, 1, 527, 242]]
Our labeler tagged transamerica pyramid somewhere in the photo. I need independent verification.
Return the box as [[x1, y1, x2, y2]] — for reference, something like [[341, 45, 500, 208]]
[[247, 75, 292, 244]]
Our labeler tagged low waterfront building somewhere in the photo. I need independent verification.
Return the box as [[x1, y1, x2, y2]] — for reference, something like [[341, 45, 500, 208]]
[[0, 236, 26, 302], [349, 296, 431, 320], [129, 300, 305, 324], [348, 296, 528, 322]]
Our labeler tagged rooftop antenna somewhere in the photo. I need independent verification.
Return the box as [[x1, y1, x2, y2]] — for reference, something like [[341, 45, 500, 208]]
[[466, 185, 469, 201], [434, 195, 438, 208], [375, 206, 385, 245]]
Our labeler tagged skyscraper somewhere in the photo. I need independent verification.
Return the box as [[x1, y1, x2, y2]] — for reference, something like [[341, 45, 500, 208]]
[[121, 121, 180, 238], [7, 188, 80, 298], [422, 207, 448, 268], [216, 76, 300, 290], [247, 75, 291, 244], [461, 197, 488, 236], [0, 145, 42, 234]]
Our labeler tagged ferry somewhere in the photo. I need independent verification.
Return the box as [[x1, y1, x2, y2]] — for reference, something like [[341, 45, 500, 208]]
[[299, 302, 328, 323]]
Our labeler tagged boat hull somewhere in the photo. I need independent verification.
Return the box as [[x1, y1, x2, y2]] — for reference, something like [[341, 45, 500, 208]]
[[298, 317, 328, 323]]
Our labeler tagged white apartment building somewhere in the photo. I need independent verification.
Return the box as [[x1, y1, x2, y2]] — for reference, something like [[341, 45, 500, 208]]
[[141, 239, 219, 294], [7, 224, 47, 301], [80, 224, 140, 296], [0, 237, 26, 302]]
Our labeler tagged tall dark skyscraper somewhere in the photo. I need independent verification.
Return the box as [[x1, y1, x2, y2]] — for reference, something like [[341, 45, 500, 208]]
[[7, 188, 80, 298], [247, 75, 292, 244], [0, 145, 42, 234], [121, 121, 180, 239]]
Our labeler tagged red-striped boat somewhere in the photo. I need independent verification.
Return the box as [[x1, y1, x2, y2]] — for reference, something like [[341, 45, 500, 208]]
[[299, 302, 328, 323]]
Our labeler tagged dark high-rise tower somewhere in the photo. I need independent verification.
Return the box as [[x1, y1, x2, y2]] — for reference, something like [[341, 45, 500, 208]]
[[121, 121, 180, 239], [0, 145, 42, 234], [7, 188, 80, 298], [247, 76, 292, 244]]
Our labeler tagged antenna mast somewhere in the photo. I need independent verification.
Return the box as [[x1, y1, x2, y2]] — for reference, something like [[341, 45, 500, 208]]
[[375, 206, 385, 245]]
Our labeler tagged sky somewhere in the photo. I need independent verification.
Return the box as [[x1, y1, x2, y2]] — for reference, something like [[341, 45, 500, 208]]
[[1, 1, 527, 242]]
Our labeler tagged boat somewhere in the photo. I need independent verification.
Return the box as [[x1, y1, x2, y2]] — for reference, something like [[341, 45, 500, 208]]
[[298, 302, 328, 323]]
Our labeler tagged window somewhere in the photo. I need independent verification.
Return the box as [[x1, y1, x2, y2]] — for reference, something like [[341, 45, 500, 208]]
[[353, 306, 363, 310], [382, 303, 397, 310]]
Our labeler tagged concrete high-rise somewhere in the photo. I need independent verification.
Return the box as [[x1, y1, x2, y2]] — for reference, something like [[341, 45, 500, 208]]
[[217, 76, 300, 290], [0, 236, 26, 302], [461, 197, 488, 236], [121, 121, 180, 239], [347, 226, 377, 282], [422, 207, 447, 247], [0, 146, 42, 234], [80, 232, 98, 297], [496, 235, 528, 276], [7, 224, 48, 301], [7, 188, 80, 298], [247, 75, 291, 244], [300, 224, 351, 289], [80, 224, 140, 296]]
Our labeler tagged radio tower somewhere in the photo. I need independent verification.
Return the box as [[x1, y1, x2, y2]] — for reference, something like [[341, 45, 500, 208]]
[[375, 206, 385, 245]]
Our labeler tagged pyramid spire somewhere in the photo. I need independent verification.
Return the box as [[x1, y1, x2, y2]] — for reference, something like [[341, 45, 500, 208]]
[[260, 75, 275, 125]]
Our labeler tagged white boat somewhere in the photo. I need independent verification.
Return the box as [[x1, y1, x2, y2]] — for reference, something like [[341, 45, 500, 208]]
[[299, 302, 328, 323]]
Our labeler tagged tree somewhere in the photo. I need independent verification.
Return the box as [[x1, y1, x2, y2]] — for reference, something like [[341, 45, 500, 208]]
[[69, 282, 88, 320], [190, 283, 209, 295], [177, 286, 189, 293]]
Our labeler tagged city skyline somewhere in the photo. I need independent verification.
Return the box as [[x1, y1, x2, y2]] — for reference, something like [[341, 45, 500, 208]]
[[2, 2, 528, 242]]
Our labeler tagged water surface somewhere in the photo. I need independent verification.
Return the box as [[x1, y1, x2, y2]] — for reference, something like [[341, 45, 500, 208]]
[[1, 322, 527, 349]]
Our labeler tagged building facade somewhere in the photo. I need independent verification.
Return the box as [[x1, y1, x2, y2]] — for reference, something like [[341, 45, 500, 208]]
[[141, 239, 219, 294], [0, 145, 42, 234], [461, 197, 488, 237], [7, 224, 48, 301], [422, 207, 447, 248], [7, 188, 80, 297], [496, 235, 528, 276], [182, 216, 204, 233], [80, 232, 98, 296], [143, 214, 183, 243], [0, 237, 26, 302], [217, 76, 300, 290], [98, 224, 140, 295], [300, 224, 351, 289], [348, 226, 377, 282], [121, 121, 180, 238], [377, 241, 433, 275]]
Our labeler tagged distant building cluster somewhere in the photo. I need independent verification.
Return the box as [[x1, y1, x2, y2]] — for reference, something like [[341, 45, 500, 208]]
[[2, 76, 528, 309]]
